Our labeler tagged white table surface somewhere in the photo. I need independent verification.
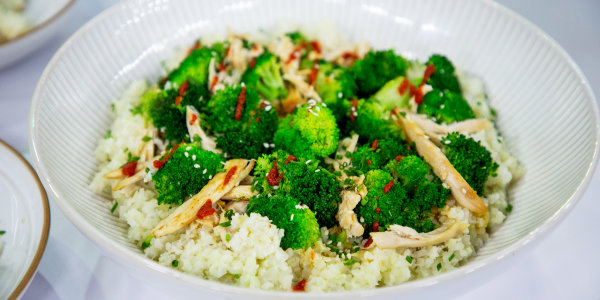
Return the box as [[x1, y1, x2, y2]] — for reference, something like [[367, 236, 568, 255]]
[[1, 0, 599, 299]]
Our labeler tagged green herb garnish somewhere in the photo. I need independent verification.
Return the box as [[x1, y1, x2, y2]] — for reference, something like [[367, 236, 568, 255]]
[[506, 204, 513, 213], [344, 259, 357, 266], [436, 263, 442, 271], [405, 256, 412, 263], [219, 221, 231, 227], [448, 253, 455, 262], [142, 136, 152, 142], [111, 202, 118, 213], [172, 260, 179, 267], [141, 236, 152, 249]]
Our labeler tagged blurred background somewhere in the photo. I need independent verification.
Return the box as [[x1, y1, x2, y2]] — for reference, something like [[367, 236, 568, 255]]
[[0, 0, 598, 299]]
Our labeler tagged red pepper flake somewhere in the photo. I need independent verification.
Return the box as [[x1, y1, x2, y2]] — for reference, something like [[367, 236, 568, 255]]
[[210, 75, 219, 91], [153, 144, 180, 169], [266, 161, 284, 186], [284, 155, 297, 165], [196, 199, 216, 219], [187, 41, 201, 55], [383, 179, 394, 194], [308, 60, 319, 86], [421, 63, 436, 86], [189, 114, 198, 125], [367, 160, 372, 166], [218, 62, 226, 71], [375, 207, 381, 214], [413, 87, 424, 105], [234, 86, 247, 121], [311, 40, 322, 54], [395, 155, 405, 162], [363, 237, 373, 248], [341, 52, 359, 60], [255, 102, 267, 123], [174, 96, 182, 106], [349, 98, 359, 122], [371, 139, 379, 151], [292, 279, 307, 292], [175, 80, 190, 106], [285, 48, 300, 64], [121, 161, 137, 177], [373, 220, 380, 232], [252, 44, 259, 51], [159, 77, 168, 88], [249, 56, 256, 69], [223, 166, 238, 186], [398, 78, 411, 96]]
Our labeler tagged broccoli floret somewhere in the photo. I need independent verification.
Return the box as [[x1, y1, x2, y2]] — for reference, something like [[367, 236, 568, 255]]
[[167, 46, 213, 86], [426, 54, 461, 94], [274, 102, 339, 159], [351, 145, 387, 174], [346, 99, 401, 142], [251, 151, 341, 227], [356, 170, 408, 233], [153, 143, 225, 205], [247, 194, 320, 249], [240, 52, 287, 101], [206, 85, 278, 159], [372, 76, 412, 110], [391, 155, 429, 190], [417, 89, 475, 124], [350, 50, 408, 97], [140, 83, 209, 144], [314, 63, 357, 123], [377, 138, 417, 159], [286, 31, 307, 45], [441, 133, 498, 195]]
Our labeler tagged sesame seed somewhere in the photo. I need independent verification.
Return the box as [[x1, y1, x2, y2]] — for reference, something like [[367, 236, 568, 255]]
[[263, 143, 270, 148], [338, 92, 343, 98], [270, 143, 275, 147], [462, 188, 467, 194], [273, 186, 279, 190], [202, 169, 207, 174], [186, 146, 192, 150], [209, 175, 213, 179], [194, 164, 200, 168], [444, 140, 451, 144], [192, 155, 196, 160], [315, 106, 321, 112], [321, 103, 327, 107], [220, 161, 226, 165], [185, 152, 189, 157], [265, 105, 272, 111], [306, 160, 312, 164], [241, 82, 245, 87], [315, 169, 321, 173], [291, 214, 294, 221], [360, 217, 365, 222]]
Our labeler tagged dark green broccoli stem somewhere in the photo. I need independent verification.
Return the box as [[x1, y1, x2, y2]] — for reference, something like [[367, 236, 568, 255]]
[[247, 194, 321, 249]]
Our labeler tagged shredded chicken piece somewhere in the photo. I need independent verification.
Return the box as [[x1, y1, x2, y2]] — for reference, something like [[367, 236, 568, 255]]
[[103, 162, 146, 180], [395, 114, 487, 215], [267, 35, 297, 74], [152, 159, 255, 238], [185, 106, 220, 153], [140, 128, 157, 161], [283, 72, 322, 103], [337, 190, 364, 237], [404, 112, 491, 145], [280, 86, 302, 115], [106, 154, 162, 191], [225, 201, 249, 215], [227, 37, 248, 73], [369, 222, 469, 249], [221, 185, 255, 200]]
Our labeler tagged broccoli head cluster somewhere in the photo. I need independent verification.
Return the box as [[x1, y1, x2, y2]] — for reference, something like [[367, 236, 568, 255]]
[[247, 193, 320, 250], [206, 85, 278, 159], [350, 50, 408, 97], [252, 151, 341, 228], [274, 102, 339, 159], [345, 99, 402, 142], [426, 54, 462, 94], [350, 139, 416, 175], [441, 133, 498, 195], [418, 89, 475, 124], [153, 143, 225, 205], [240, 52, 287, 101], [314, 62, 357, 123]]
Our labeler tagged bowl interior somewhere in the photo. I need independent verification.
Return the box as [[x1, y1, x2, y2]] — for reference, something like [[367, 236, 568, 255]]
[[29, 0, 599, 297]]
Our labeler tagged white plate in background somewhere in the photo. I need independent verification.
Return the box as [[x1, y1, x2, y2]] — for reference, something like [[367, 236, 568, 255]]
[[0, 140, 49, 300]]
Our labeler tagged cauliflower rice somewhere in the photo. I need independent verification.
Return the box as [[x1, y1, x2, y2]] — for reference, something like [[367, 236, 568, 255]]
[[90, 28, 523, 292]]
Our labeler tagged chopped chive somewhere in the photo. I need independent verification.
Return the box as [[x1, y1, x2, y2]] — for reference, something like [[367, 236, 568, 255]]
[[344, 259, 357, 266], [449, 253, 455, 262], [225, 209, 234, 219], [226, 233, 231, 242], [110, 202, 118, 213], [405, 256, 412, 263], [219, 221, 231, 227], [234, 274, 240, 279], [141, 236, 152, 249], [0, 230, 5, 235], [351, 247, 360, 253], [436, 263, 442, 271], [506, 204, 513, 213], [103, 130, 112, 139], [110, 103, 115, 112], [142, 136, 152, 142], [171, 260, 179, 267]]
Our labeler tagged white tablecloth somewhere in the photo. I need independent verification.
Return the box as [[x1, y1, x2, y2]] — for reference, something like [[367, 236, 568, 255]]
[[1, 1, 599, 299]]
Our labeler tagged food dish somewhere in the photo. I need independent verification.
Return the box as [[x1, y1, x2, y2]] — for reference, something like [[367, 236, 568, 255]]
[[0, 140, 50, 300], [29, 0, 599, 297], [0, 0, 75, 68], [89, 29, 522, 291]]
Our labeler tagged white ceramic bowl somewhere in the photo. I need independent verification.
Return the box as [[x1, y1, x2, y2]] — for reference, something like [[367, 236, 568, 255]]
[[0, 0, 75, 69], [0, 141, 49, 300], [29, 0, 599, 298]]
